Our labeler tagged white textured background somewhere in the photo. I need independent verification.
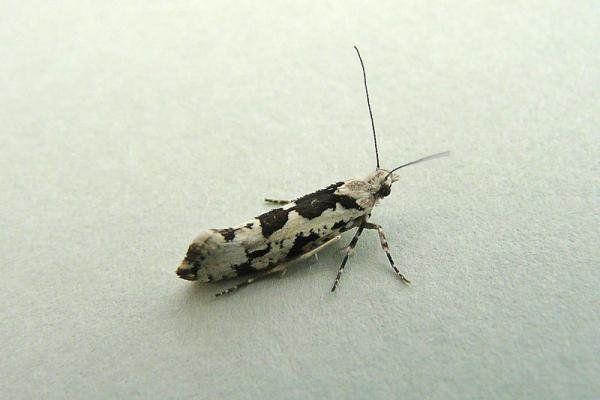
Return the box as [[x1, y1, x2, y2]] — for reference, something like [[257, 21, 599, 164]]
[[2, 1, 599, 399]]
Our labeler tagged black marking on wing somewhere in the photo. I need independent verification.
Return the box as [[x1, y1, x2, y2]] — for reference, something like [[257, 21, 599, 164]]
[[233, 262, 258, 275], [293, 182, 342, 219], [247, 244, 272, 259], [182, 243, 205, 276], [287, 232, 321, 258], [334, 194, 362, 211], [257, 207, 289, 237], [332, 220, 347, 230], [294, 181, 362, 219], [218, 228, 236, 242], [184, 244, 199, 262]]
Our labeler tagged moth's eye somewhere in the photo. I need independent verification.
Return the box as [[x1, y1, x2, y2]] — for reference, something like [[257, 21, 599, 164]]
[[378, 185, 391, 197]]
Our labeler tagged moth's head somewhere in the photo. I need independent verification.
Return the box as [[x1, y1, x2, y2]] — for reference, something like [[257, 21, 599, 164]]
[[366, 169, 397, 199], [364, 150, 450, 200]]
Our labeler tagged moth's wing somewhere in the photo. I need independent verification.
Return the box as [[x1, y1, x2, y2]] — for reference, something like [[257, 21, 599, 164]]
[[176, 180, 369, 282], [177, 220, 272, 282]]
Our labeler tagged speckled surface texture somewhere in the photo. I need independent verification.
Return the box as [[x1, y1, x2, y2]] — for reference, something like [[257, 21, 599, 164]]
[[2, 1, 599, 399]]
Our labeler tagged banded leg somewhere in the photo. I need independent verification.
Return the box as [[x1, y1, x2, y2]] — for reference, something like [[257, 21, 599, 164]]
[[215, 264, 286, 297], [301, 234, 341, 263], [331, 224, 366, 292], [364, 222, 410, 284], [281, 234, 342, 274], [264, 198, 290, 206], [216, 235, 341, 297]]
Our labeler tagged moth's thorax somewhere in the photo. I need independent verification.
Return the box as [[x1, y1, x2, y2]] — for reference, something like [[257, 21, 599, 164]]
[[333, 169, 394, 210]]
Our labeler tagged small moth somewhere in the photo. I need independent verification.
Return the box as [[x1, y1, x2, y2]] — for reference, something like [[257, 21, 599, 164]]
[[176, 46, 449, 296]]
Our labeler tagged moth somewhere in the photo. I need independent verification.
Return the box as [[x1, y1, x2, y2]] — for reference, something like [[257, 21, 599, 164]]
[[176, 46, 449, 296]]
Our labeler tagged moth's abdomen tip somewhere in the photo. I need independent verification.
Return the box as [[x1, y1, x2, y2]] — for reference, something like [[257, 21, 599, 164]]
[[176, 260, 198, 281]]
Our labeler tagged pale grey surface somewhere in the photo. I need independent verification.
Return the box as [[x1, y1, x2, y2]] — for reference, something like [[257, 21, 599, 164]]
[[1, 1, 599, 399]]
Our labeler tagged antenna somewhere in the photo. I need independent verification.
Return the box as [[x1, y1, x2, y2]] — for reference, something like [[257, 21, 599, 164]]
[[354, 45, 380, 169], [386, 151, 450, 179]]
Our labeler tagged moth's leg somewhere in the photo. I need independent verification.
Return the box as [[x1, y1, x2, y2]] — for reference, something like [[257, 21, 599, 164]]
[[306, 235, 342, 262], [264, 198, 290, 206], [331, 225, 366, 292], [281, 234, 341, 276], [215, 264, 286, 297], [364, 222, 410, 284]]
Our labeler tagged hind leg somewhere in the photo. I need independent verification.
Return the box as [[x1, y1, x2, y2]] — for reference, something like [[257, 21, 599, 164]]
[[215, 264, 287, 297], [305, 234, 341, 261], [280, 234, 342, 275], [264, 198, 290, 206]]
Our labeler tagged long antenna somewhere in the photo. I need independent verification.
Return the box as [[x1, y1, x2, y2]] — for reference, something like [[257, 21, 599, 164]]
[[354, 45, 380, 169], [386, 151, 450, 179]]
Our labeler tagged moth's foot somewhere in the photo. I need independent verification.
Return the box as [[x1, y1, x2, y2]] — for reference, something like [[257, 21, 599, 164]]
[[215, 280, 249, 297], [341, 246, 355, 256], [215, 289, 232, 297]]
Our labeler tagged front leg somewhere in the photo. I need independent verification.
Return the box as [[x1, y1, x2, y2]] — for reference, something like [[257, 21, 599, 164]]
[[331, 224, 366, 292], [364, 222, 410, 284]]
